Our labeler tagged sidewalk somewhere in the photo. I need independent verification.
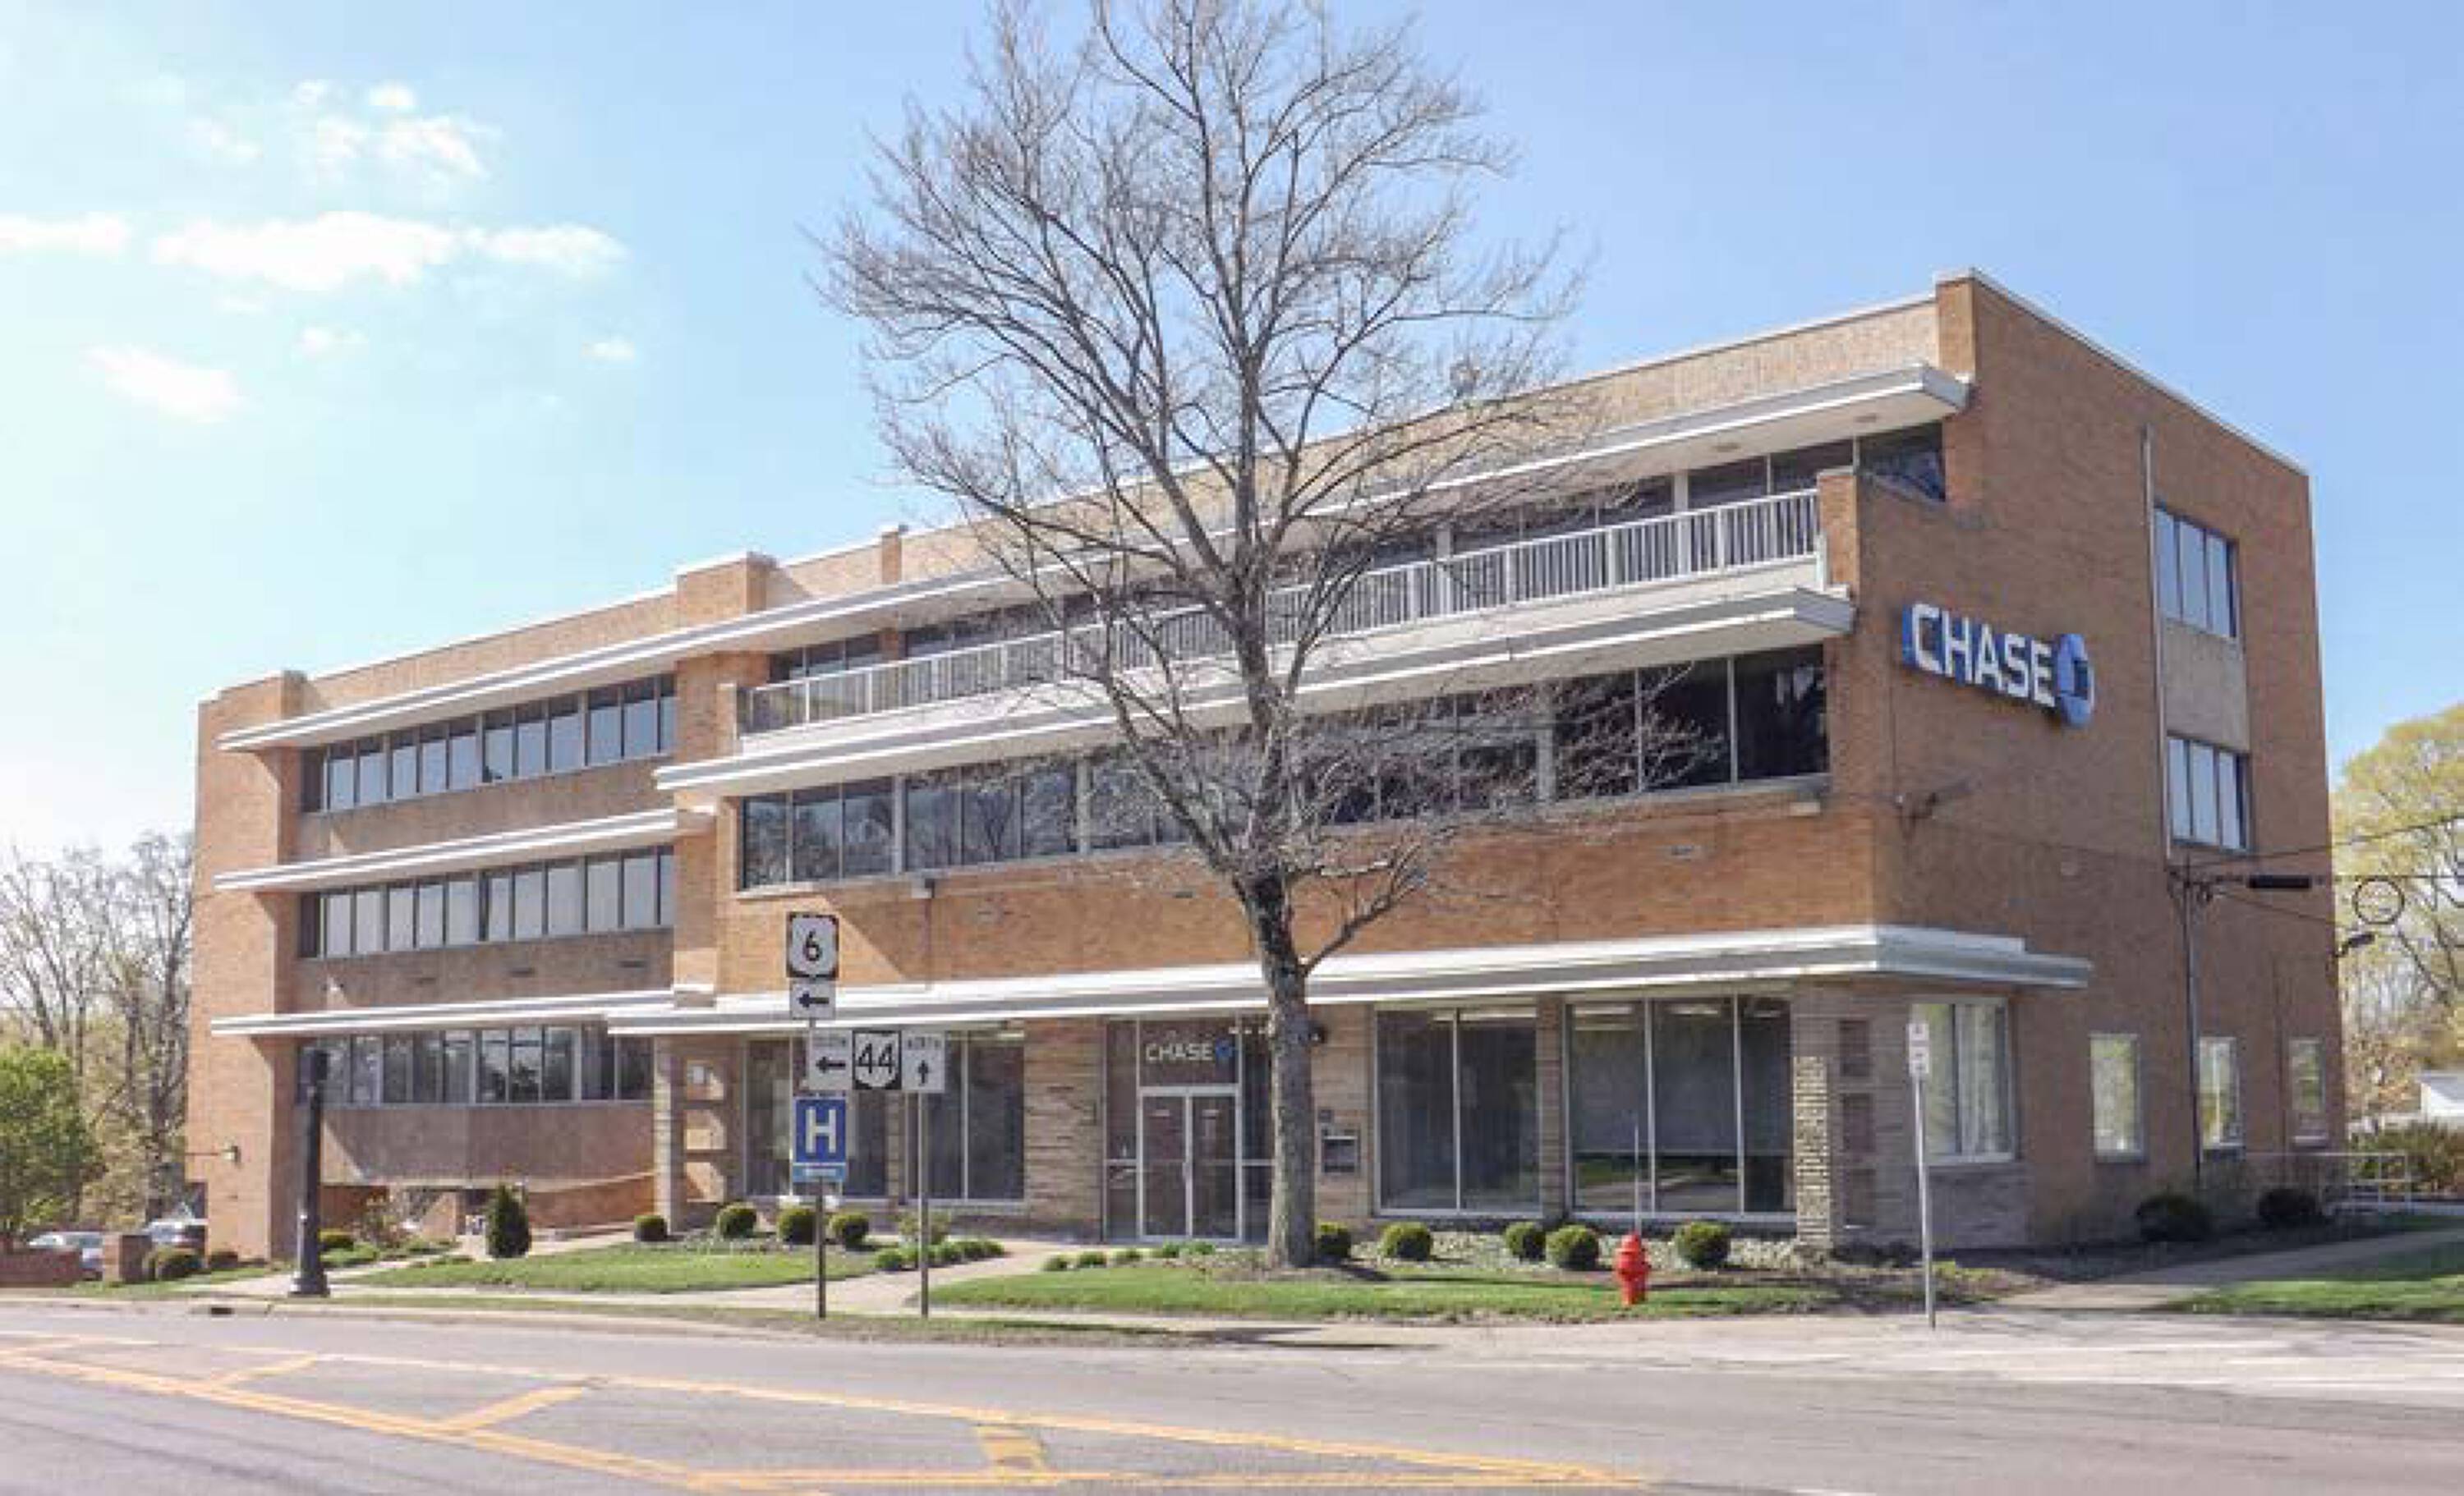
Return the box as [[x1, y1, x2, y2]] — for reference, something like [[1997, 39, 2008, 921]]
[[1998, 1223, 2464, 1311]]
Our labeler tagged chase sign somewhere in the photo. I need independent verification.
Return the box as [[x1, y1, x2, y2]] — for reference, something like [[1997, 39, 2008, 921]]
[[1900, 602, 2094, 727]]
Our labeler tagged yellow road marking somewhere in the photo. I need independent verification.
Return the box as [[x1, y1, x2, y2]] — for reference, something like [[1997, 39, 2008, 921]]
[[435, 1381, 593, 1431], [975, 1421, 1051, 1475], [207, 1352, 327, 1388], [0, 1333, 1646, 1490]]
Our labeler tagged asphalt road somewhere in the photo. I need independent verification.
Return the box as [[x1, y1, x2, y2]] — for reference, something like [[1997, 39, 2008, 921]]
[[4, 1301, 2463, 1494]]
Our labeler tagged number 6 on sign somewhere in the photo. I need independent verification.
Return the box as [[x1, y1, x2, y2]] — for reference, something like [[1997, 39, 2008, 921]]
[[786, 912, 839, 980]]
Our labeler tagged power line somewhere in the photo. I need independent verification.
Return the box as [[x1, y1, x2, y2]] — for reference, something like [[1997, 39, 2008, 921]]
[[2181, 810, 2464, 871]]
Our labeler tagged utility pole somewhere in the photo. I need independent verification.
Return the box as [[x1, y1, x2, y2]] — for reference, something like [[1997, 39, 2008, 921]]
[[2175, 869, 2318, 1192]]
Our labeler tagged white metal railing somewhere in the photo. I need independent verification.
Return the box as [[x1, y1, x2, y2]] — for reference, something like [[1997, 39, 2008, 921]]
[[741, 489, 1823, 734]]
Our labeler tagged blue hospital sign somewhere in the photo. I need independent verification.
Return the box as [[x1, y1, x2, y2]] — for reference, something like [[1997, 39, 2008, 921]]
[[793, 1096, 848, 1169], [1900, 602, 2094, 727]]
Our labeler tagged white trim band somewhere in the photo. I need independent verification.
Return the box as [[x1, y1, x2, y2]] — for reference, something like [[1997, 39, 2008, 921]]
[[214, 808, 706, 894], [209, 988, 677, 1038]]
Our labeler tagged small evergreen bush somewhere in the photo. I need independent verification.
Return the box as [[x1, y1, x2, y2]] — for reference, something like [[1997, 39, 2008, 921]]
[[1041, 1254, 1073, 1272], [898, 1208, 949, 1246], [777, 1205, 817, 1246], [2135, 1191, 2215, 1244], [827, 1210, 871, 1249], [484, 1183, 531, 1260], [1184, 1241, 1216, 1257], [2256, 1186, 2326, 1230], [1075, 1248, 1110, 1269], [1673, 1220, 1732, 1270], [714, 1202, 760, 1241], [957, 1237, 1001, 1261], [1153, 1241, 1183, 1260], [1313, 1222, 1353, 1263], [317, 1228, 356, 1253], [632, 1213, 669, 1244], [875, 1246, 913, 1271], [1112, 1246, 1143, 1265], [1379, 1222, 1435, 1262], [148, 1247, 201, 1282], [1502, 1221, 1546, 1262], [1544, 1223, 1601, 1271]]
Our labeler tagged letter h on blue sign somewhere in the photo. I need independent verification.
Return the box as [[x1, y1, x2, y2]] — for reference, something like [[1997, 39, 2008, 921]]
[[793, 1096, 848, 1168]]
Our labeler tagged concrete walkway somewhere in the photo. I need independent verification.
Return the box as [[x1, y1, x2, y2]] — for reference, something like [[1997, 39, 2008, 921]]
[[2000, 1223, 2464, 1311]]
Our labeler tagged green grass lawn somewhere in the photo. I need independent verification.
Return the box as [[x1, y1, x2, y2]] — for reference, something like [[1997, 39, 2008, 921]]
[[2178, 1242, 2464, 1324], [934, 1262, 1836, 1321], [351, 1241, 874, 1293]]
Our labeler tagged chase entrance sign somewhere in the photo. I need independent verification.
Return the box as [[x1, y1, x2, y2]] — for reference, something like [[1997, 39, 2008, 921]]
[[1899, 601, 2094, 727]]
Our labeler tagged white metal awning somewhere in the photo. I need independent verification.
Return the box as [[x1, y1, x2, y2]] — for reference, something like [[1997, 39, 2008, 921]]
[[209, 987, 676, 1039]]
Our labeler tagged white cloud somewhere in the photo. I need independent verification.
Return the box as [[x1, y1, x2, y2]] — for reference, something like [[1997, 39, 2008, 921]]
[[0, 213, 130, 256], [306, 114, 370, 177], [586, 337, 637, 365], [186, 116, 262, 165], [292, 79, 334, 109], [150, 212, 625, 291], [85, 346, 241, 424], [366, 81, 417, 112], [296, 325, 365, 358], [377, 114, 490, 183]]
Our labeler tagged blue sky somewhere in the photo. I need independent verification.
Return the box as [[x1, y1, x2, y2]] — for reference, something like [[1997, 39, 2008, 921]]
[[2, 1, 2457, 853]]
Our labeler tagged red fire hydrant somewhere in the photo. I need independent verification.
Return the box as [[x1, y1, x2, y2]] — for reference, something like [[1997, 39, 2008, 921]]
[[1613, 1232, 1651, 1307]]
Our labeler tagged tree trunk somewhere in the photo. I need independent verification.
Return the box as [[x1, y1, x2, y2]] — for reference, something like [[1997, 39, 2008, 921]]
[[1248, 878, 1318, 1269]]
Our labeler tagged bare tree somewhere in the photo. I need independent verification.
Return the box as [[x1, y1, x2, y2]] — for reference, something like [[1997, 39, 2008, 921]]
[[110, 833, 193, 1218], [0, 846, 118, 1219], [828, 0, 1659, 1266]]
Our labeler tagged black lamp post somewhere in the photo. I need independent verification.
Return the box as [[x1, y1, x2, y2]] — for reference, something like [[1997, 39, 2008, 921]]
[[290, 1048, 330, 1299]]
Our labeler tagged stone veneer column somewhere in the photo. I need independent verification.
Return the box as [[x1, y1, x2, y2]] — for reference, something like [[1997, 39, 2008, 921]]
[[1787, 991, 1845, 1249], [1023, 1021, 1103, 1234]]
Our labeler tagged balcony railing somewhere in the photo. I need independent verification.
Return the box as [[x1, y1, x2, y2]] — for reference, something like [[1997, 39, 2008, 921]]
[[742, 488, 1823, 734]]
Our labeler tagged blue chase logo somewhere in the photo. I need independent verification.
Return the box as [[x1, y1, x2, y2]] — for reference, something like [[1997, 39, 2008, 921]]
[[1900, 602, 2094, 727]]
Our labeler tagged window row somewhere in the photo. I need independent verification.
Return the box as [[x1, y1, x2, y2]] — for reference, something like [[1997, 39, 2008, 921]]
[[762, 429, 1943, 686], [739, 649, 1829, 889], [307, 1026, 653, 1108], [1562, 997, 1795, 1218], [2155, 507, 2238, 639], [299, 847, 675, 959], [2166, 735, 2251, 851], [304, 675, 677, 815]]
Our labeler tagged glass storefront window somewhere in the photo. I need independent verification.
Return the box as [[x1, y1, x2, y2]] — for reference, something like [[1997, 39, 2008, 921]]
[[1375, 1007, 1539, 1214], [1565, 996, 1795, 1218]]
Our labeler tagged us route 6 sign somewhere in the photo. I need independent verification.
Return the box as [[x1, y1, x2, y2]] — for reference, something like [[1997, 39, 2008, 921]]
[[851, 1030, 901, 1091], [900, 1030, 948, 1095], [785, 912, 839, 980]]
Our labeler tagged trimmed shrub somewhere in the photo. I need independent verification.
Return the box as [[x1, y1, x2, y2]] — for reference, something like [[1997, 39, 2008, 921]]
[[957, 1237, 1002, 1261], [1041, 1255, 1073, 1272], [827, 1211, 871, 1250], [1185, 1241, 1216, 1257], [1378, 1222, 1435, 1262], [2256, 1186, 2327, 1231], [632, 1213, 669, 1244], [2370, 1121, 2464, 1196], [1153, 1241, 1183, 1260], [1075, 1249, 1110, 1269], [1544, 1223, 1602, 1271], [1673, 1220, 1732, 1270], [317, 1228, 356, 1253], [777, 1205, 818, 1246], [1502, 1221, 1546, 1262], [715, 1202, 760, 1241], [205, 1248, 240, 1273], [1313, 1222, 1353, 1263], [148, 1247, 201, 1282], [2135, 1191, 2215, 1245], [931, 1243, 963, 1267], [898, 1209, 949, 1246], [1112, 1247, 1144, 1265], [485, 1183, 531, 1260], [874, 1246, 913, 1272]]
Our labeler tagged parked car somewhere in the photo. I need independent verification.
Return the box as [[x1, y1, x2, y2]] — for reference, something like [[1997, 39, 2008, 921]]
[[144, 1218, 206, 1252], [26, 1231, 104, 1278]]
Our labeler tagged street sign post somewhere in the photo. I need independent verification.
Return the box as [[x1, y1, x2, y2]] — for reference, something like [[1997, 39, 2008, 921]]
[[792, 1094, 847, 1322], [1907, 1017, 1938, 1330], [786, 912, 839, 1020], [805, 1030, 852, 1093]]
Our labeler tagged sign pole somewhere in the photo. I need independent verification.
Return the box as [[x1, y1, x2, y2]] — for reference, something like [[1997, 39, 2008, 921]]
[[810, 1022, 826, 1322], [1908, 1018, 1938, 1332], [917, 1089, 931, 1320]]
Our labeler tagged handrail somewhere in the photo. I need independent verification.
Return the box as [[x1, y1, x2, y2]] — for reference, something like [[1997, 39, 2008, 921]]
[[742, 489, 1823, 734]]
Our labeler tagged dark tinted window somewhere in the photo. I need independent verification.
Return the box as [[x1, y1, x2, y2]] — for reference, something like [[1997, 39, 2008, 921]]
[[1859, 424, 1946, 502], [905, 774, 962, 870], [1639, 661, 1732, 787], [843, 780, 895, 877], [1771, 440, 1854, 493], [1554, 675, 1639, 800], [1023, 765, 1078, 858], [741, 795, 791, 888], [1687, 457, 1768, 509], [1735, 647, 1828, 780], [792, 791, 844, 883]]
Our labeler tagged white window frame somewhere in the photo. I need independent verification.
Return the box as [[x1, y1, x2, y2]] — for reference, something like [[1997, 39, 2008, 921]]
[[2198, 1035, 2245, 1153], [2089, 1032, 2145, 1161], [1912, 998, 2016, 1163], [2166, 734, 2251, 852], [2155, 507, 2239, 639]]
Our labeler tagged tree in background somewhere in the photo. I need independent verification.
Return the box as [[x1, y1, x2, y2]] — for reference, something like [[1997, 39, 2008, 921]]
[[0, 833, 194, 1223], [0, 1045, 99, 1246], [2335, 700, 2464, 1122], [828, 0, 1628, 1268]]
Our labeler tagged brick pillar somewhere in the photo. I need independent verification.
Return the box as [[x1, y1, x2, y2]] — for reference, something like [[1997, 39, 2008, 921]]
[[1788, 991, 1846, 1250], [1023, 1021, 1103, 1235], [651, 1037, 684, 1222], [1534, 996, 1568, 1221]]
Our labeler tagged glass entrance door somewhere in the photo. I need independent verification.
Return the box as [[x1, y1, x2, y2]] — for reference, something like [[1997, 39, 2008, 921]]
[[1138, 1090, 1241, 1240]]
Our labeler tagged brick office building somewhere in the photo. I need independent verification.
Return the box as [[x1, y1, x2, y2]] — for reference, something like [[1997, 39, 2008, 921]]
[[188, 272, 2341, 1259]]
